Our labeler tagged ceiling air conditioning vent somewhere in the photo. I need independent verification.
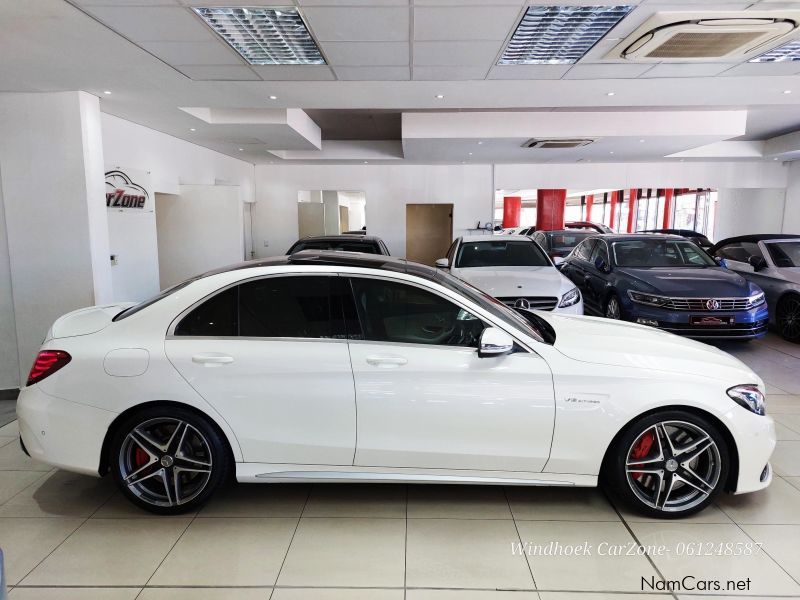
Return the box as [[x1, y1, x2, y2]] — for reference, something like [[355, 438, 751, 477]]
[[524, 139, 594, 149], [608, 11, 800, 62]]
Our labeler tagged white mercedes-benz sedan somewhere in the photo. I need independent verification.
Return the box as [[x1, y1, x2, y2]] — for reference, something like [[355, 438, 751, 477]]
[[17, 251, 774, 518], [435, 235, 583, 315]]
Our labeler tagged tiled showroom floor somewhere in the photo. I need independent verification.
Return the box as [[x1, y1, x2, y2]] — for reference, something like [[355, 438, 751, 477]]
[[2, 334, 800, 599]]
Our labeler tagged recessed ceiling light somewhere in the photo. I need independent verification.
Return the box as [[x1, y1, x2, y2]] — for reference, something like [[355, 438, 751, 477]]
[[468, 152, 473, 155], [103, 90, 112, 95], [238, 148, 244, 151], [609, 151, 615, 154], [193, 7, 325, 65], [435, 94, 444, 99], [477, 141, 484, 145], [749, 40, 800, 63], [639, 139, 645, 143], [783, 89, 792, 94], [498, 5, 634, 65], [606, 91, 615, 96], [363, 161, 369, 164], [269, 95, 278, 100], [189, 128, 196, 132]]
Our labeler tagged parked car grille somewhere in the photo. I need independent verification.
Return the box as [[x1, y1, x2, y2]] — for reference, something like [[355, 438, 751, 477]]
[[663, 297, 754, 311], [497, 296, 559, 311], [660, 319, 769, 339]]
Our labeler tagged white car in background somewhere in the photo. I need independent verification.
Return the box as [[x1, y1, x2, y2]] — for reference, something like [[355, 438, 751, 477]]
[[16, 251, 774, 518], [436, 235, 583, 314]]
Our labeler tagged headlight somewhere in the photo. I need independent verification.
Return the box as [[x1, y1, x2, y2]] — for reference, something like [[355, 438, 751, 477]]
[[747, 292, 765, 307], [727, 384, 765, 416], [559, 287, 581, 308], [627, 290, 667, 307]]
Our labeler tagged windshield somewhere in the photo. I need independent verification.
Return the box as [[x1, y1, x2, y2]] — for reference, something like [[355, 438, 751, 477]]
[[766, 241, 800, 268], [290, 241, 379, 254], [434, 270, 548, 344], [546, 232, 593, 253], [612, 239, 716, 268], [455, 240, 550, 268]]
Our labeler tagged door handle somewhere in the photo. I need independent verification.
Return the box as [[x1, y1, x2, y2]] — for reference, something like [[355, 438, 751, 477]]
[[365, 355, 408, 367], [192, 354, 234, 365]]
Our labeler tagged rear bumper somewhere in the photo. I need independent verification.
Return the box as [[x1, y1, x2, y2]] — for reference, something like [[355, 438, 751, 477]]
[[16, 384, 116, 477]]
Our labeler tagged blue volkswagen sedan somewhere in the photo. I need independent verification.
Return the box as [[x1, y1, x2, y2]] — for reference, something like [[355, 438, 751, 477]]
[[559, 234, 768, 340]]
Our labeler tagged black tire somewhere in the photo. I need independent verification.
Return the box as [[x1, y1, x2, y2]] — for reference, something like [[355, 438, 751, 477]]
[[604, 292, 624, 320], [603, 410, 729, 519], [777, 294, 800, 343], [110, 405, 232, 515]]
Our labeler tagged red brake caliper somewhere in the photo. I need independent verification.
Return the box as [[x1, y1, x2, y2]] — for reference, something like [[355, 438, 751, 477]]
[[134, 447, 149, 468], [630, 431, 655, 481]]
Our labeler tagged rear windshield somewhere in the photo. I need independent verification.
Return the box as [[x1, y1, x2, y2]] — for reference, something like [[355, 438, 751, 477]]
[[113, 278, 198, 321], [455, 240, 550, 268], [546, 232, 592, 252], [289, 241, 380, 254]]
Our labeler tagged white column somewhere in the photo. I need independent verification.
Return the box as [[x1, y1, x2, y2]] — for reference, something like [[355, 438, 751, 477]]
[[0, 91, 112, 386]]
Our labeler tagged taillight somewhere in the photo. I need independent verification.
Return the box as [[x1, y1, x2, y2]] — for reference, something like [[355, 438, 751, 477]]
[[27, 350, 71, 386]]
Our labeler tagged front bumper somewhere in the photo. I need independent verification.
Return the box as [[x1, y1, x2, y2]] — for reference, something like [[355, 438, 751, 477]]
[[16, 384, 117, 477], [625, 302, 769, 340], [728, 409, 776, 494]]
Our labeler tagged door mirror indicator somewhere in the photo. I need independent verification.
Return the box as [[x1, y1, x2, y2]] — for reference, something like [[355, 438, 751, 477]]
[[435, 258, 450, 269], [478, 327, 514, 358]]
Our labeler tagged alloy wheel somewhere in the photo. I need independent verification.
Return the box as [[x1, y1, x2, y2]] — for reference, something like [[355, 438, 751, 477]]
[[606, 296, 621, 320], [119, 417, 213, 508], [778, 296, 800, 341], [625, 420, 722, 513]]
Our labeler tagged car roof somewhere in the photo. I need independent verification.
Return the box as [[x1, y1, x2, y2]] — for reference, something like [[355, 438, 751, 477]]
[[540, 229, 594, 235], [461, 234, 532, 242], [642, 228, 706, 237], [200, 250, 436, 280], [295, 234, 383, 243], [593, 233, 685, 242], [711, 234, 800, 250]]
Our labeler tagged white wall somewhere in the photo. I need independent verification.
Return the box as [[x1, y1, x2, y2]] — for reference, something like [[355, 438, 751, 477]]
[[102, 113, 255, 202], [784, 161, 800, 234], [0, 92, 112, 387], [156, 185, 244, 288], [254, 164, 493, 256], [714, 189, 788, 241], [0, 165, 19, 389]]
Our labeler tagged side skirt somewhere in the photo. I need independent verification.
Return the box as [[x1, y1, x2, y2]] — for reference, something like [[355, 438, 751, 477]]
[[236, 463, 597, 487]]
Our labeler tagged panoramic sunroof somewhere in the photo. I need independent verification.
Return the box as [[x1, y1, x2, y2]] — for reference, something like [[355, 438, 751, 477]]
[[499, 5, 634, 65], [193, 7, 325, 65], [749, 39, 800, 63]]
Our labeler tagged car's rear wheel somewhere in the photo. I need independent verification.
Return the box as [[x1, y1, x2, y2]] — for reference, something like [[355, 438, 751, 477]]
[[110, 406, 231, 514], [777, 294, 800, 342], [604, 293, 623, 320], [604, 410, 728, 518]]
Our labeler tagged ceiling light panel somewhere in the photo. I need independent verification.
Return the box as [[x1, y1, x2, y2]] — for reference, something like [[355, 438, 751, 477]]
[[499, 5, 634, 65], [193, 7, 325, 65], [749, 39, 800, 63]]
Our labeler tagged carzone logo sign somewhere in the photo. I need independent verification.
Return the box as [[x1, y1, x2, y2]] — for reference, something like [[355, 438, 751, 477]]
[[105, 170, 149, 210]]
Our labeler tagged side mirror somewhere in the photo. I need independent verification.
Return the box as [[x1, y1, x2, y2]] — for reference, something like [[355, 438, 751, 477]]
[[552, 256, 565, 266], [478, 327, 514, 358], [594, 257, 609, 273], [714, 256, 728, 269], [434, 258, 449, 269], [748, 255, 767, 271]]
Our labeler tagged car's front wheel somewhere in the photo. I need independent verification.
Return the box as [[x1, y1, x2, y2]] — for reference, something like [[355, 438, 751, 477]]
[[604, 410, 729, 518], [110, 406, 231, 514], [604, 292, 623, 320], [777, 294, 800, 342]]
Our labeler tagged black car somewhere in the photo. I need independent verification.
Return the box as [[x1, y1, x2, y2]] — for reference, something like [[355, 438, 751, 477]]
[[531, 229, 596, 260], [287, 234, 390, 255], [643, 229, 713, 250]]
